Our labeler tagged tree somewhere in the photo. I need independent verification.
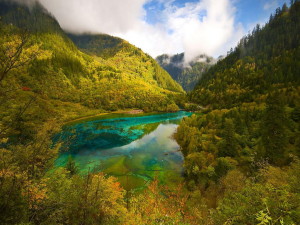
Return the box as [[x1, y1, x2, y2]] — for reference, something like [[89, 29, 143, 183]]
[[65, 155, 79, 176], [214, 157, 237, 180], [261, 92, 288, 165], [282, 3, 289, 12], [184, 152, 215, 186], [0, 23, 40, 83], [218, 119, 238, 157]]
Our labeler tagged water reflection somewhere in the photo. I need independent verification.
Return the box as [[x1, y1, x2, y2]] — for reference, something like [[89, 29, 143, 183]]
[[56, 111, 192, 189]]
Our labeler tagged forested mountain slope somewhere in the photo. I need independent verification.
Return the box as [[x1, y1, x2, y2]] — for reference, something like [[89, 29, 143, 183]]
[[0, 0, 183, 119], [0, 1, 184, 223], [1, 0, 300, 224], [174, 2, 300, 224], [156, 53, 214, 91], [68, 33, 183, 93], [190, 1, 300, 108], [0, 0, 63, 34]]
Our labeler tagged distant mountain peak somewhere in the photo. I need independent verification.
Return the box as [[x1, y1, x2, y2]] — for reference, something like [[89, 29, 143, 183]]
[[0, 0, 184, 112], [156, 52, 215, 91], [190, 54, 216, 65], [0, 0, 63, 33], [157, 53, 215, 69]]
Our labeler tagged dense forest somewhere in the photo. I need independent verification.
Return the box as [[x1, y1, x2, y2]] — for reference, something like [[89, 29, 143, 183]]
[[0, 0, 300, 224], [156, 53, 215, 91], [0, 0, 184, 116], [174, 1, 300, 224], [0, 0, 184, 224]]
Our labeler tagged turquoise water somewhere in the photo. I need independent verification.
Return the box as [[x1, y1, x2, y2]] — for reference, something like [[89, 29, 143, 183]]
[[56, 111, 192, 190]]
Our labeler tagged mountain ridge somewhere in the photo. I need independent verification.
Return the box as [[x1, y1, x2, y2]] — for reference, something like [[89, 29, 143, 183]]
[[174, 2, 300, 223], [0, 0, 184, 117], [156, 52, 215, 91]]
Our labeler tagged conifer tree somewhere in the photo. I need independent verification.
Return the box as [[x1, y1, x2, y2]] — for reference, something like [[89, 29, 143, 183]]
[[261, 91, 288, 164], [218, 119, 238, 157]]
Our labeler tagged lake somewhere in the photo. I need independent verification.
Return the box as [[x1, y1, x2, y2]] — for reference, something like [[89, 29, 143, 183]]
[[55, 111, 192, 190]]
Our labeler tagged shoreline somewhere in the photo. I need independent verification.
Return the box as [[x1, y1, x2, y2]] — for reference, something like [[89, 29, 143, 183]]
[[63, 108, 191, 126], [63, 109, 145, 125]]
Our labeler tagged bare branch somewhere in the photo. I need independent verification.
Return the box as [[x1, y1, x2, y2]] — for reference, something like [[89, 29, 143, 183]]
[[0, 28, 38, 83]]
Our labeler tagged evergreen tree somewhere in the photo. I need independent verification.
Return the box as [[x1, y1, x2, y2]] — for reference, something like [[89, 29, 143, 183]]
[[65, 155, 79, 176], [261, 91, 288, 164], [218, 119, 238, 157]]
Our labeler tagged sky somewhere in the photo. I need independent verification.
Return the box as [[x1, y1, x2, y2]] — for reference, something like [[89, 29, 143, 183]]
[[18, 0, 288, 62]]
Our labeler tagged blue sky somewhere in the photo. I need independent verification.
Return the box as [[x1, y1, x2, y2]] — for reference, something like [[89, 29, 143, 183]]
[[144, 0, 288, 32], [235, 0, 287, 30], [39, 0, 289, 61], [140, 0, 288, 60]]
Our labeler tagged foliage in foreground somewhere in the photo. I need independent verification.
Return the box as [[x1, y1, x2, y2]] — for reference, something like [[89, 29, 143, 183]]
[[173, 1, 300, 224], [1, 1, 300, 225]]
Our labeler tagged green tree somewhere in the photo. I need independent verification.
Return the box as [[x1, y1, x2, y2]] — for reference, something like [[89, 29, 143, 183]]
[[0, 23, 40, 83], [214, 157, 237, 180], [218, 118, 238, 157], [65, 155, 79, 176], [261, 92, 288, 165]]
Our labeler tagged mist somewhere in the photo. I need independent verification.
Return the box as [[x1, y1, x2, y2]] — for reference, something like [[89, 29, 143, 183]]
[[9, 0, 245, 63]]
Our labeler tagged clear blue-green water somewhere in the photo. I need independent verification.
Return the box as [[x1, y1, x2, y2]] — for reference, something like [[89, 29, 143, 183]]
[[55, 111, 192, 190]]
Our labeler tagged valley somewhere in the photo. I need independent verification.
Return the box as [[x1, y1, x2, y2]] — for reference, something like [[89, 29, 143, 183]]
[[0, 0, 299, 224]]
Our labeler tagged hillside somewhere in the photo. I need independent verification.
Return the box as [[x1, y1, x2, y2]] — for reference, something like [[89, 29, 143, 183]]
[[190, 2, 300, 108], [156, 53, 214, 91], [68, 33, 183, 94], [0, 0, 63, 34], [1, 0, 300, 224], [174, 2, 300, 224], [0, 2, 186, 222], [0, 0, 184, 121]]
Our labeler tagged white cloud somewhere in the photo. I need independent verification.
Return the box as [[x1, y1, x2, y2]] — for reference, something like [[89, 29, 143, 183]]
[[116, 0, 244, 62], [264, 0, 278, 10], [39, 0, 148, 34], [14, 0, 245, 62], [161, 0, 244, 62], [114, 22, 182, 58]]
